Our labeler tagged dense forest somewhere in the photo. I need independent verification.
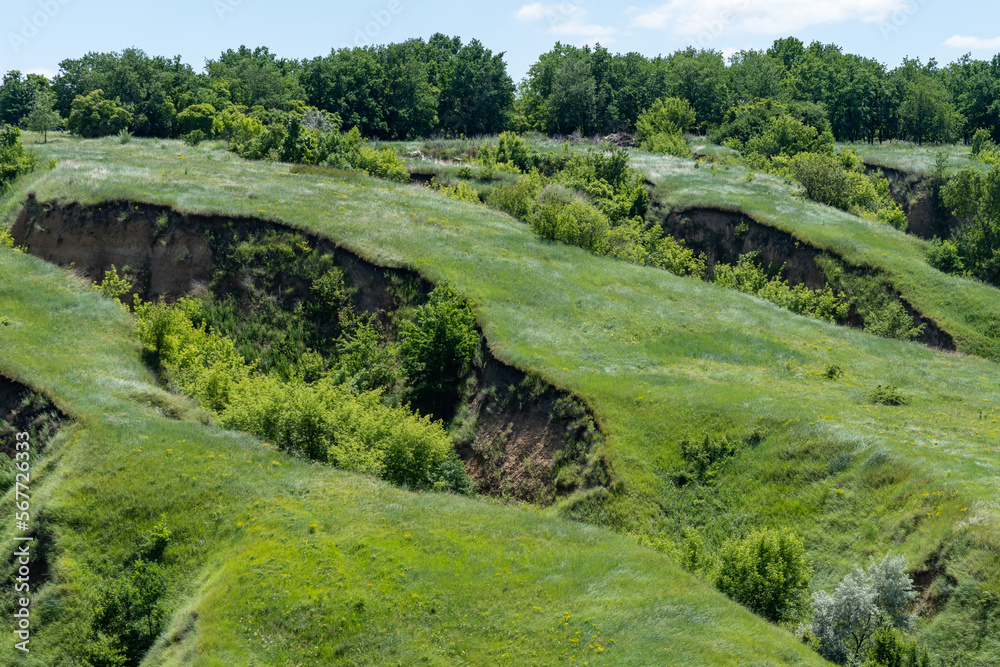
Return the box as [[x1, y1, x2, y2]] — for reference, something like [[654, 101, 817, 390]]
[[2, 36, 999, 144]]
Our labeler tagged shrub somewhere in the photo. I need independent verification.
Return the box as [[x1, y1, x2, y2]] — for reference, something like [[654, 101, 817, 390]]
[[134, 298, 470, 492], [636, 97, 696, 138], [89, 560, 167, 666], [183, 129, 205, 146], [862, 301, 925, 341], [646, 233, 708, 278], [715, 527, 811, 623], [176, 103, 216, 136], [636, 97, 695, 158], [486, 170, 544, 219], [713, 252, 850, 323], [95, 265, 133, 305], [530, 189, 611, 254], [0, 125, 37, 188], [812, 553, 916, 665], [868, 385, 909, 406], [971, 127, 995, 157], [640, 131, 691, 158], [67, 90, 132, 138], [334, 318, 398, 393], [399, 284, 479, 419], [926, 238, 964, 274], [494, 131, 530, 171], [435, 179, 481, 203], [350, 144, 409, 182]]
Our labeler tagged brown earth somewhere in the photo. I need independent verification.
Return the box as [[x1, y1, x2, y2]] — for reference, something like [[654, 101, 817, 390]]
[[12, 196, 608, 503], [866, 164, 963, 240]]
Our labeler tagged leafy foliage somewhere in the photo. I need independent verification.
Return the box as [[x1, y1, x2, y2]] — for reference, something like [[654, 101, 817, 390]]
[[0, 125, 37, 188], [713, 252, 850, 323], [134, 297, 471, 492], [67, 89, 133, 138], [636, 97, 695, 157], [811, 554, 917, 664], [715, 527, 811, 623], [399, 284, 479, 420]]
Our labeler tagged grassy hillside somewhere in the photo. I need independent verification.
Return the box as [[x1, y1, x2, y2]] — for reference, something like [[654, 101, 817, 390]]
[[0, 149, 825, 664], [3, 133, 1000, 664], [636, 148, 1000, 361]]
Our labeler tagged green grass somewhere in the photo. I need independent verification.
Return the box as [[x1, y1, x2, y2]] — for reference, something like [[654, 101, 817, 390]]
[[639, 148, 1000, 362], [3, 132, 1000, 663], [836, 140, 986, 175]]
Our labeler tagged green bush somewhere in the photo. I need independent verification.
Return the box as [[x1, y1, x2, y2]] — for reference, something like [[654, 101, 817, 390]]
[[67, 89, 132, 138], [399, 284, 480, 420], [715, 527, 811, 623], [646, 233, 708, 278], [861, 301, 925, 341], [530, 187, 611, 254], [868, 385, 909, 406], [636, 97, 695, 158], [713, 252, 850, 323], [971, 128, 995, 157], [640, 131, 691, 158], [789, 152, 906, 229], [183, 129, 205, 146], [925, 238, 965, 275], [0, 125, 37, 188], [176, 103, 216, 136], [334, 318, 399, 393], [486, 170, 544, 219], [350, 143, 410, 182], [89, 560, 167, 666]]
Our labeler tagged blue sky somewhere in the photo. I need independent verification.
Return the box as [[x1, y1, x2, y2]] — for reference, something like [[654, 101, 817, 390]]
[[3, 0, 999, 83]]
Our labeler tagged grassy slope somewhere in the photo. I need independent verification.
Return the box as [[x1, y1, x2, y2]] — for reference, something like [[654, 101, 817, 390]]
[[836, 141, 985, 175], [636, 149, 1000, 362], [0, 138, 830, 665], [3, 133, 1000, 662]]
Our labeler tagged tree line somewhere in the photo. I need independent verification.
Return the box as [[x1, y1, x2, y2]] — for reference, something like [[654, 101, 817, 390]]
[[1, 36, 998, 144]]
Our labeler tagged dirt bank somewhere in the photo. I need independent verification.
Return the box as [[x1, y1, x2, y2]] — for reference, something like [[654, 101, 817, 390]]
[[865, 164, 963, 240], [649, 202, 956, 351]]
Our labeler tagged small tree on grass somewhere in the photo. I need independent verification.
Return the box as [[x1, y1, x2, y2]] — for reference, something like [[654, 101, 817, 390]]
[[24, 89, 62, 143], [715, 527, 811, 623], [398, 284, 478, 420], [811, 553, 917, 665]]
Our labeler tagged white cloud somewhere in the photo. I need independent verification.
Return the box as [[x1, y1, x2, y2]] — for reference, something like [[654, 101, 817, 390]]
[[628, 0, 909, 36], [515, 3, 582, 24], [514, 3, 617, 43], [943, 35, 1000, 50]]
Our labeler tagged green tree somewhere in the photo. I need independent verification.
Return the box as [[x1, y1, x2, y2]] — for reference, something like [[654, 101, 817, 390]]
[[205, 46, 304, 110], [431, 35, 515, 136], [90, 560, 167, 666], [67, 89, 132, 138], [176, 103, 216, 136], [0, 70, 47, 126], [727, 49, 784, 103], [898, 73, 964, 144], [24, 89, 63, 142], [398, 284, 479, 419], [715, 527, 811, 623], [812, 553, 916, 665], [662, 47, 730, 131]]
